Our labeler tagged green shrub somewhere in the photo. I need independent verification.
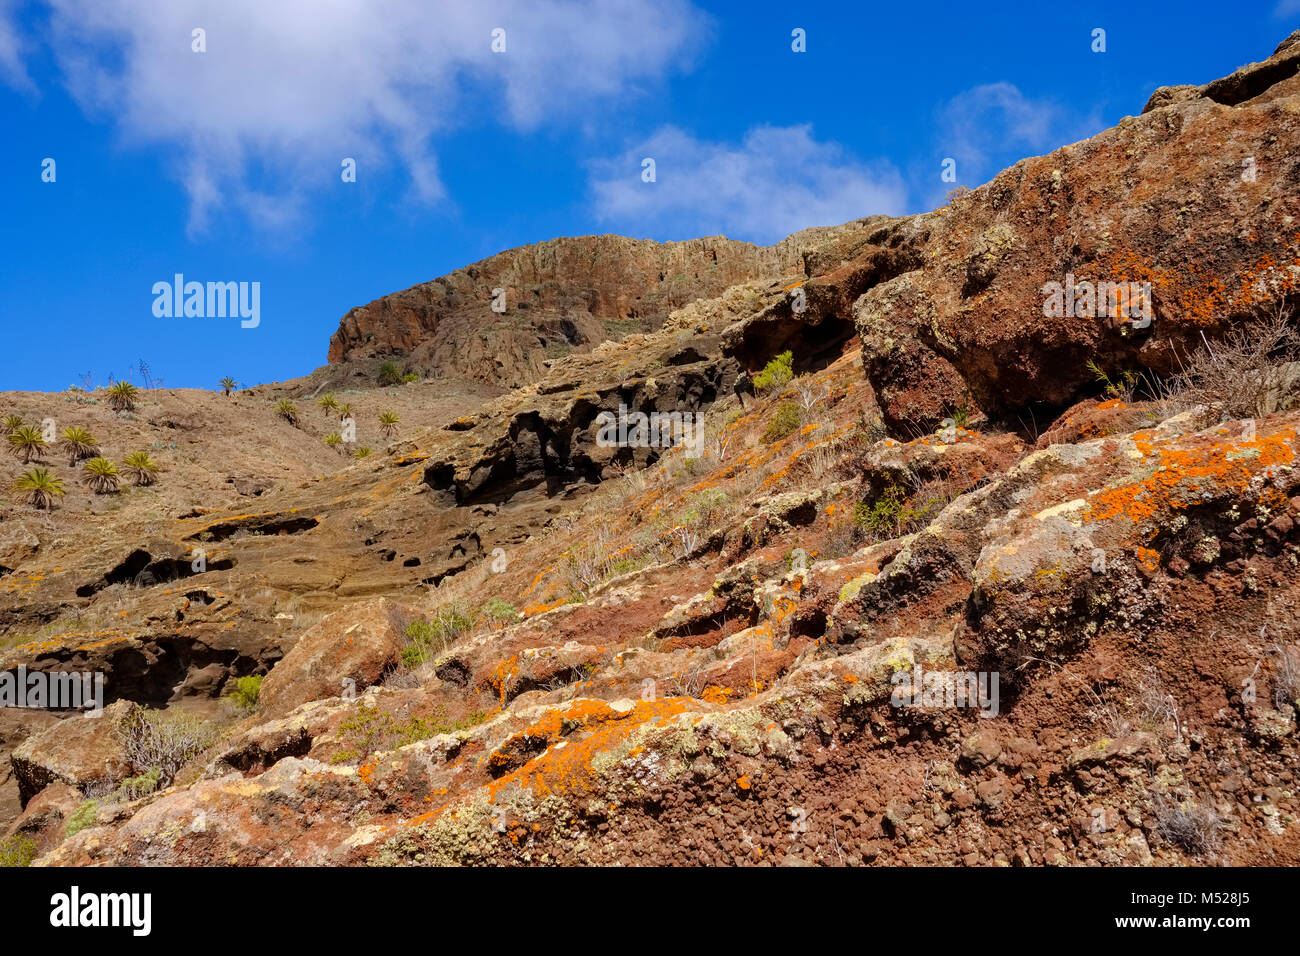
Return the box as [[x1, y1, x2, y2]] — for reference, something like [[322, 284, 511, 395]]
[[761, 402, 802, 444], [66, 799, 100, 838], [329, 704, 489, 763], [684, 488, 729, 528], [854, 482, 906, 538], [401, 605, 475, 667], [0, 834, 37, 867], [377, 361, 402, 386], [224, 674, 263, 711], [480, 598, 518, 625], [401, 372, 420, 384], [114, 769, 162, 802], [753, 351, 794, 391], [853, 481, 944, 540]]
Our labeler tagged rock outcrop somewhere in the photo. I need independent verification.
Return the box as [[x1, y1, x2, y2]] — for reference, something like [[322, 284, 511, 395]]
[[5, 36, 1300, 868]]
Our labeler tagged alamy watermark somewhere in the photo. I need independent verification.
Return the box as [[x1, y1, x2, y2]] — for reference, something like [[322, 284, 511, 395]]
[[152, 274, 260, 328], [595, 403, 705, 458], [1042, 273, 1151, 329], [0, 666, 104, 717], [890, 663, 999, 718]]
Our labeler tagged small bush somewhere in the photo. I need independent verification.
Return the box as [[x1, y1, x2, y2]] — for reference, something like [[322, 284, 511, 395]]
[[401, 605, 475, 667], [114, 769, 162, 802], [854, 483, 905, 538], [1171, 304, 1300, 420], [753, 351, 794, 391], [224, 674, 263, 711], [0, 834, 37, 867], [116, 706, 217, 785], [329, 704, 489, 763], [401, 372, 420, 384], [479, 597, 518, 625], [65, 799, 100, 838], [377, 361, 402, 386], [684, 488, 729, 528], [761, 402, 802, 444], [1154, 796, 1222, 857]]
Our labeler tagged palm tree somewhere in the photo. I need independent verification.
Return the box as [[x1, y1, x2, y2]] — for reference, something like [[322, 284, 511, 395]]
[[7, 426, 46, 464], [352, 446, 372, 459], [14, 468, 65, 510], [59, 426, 99, 466], [219, 377, 238, 396], [318, 393, 339, 417], [122, 451, 159, 486], [324, 432, 343, 452], [2, 415, 24, 435], [378, 410, 400, 438], [105, 381, 139, 412], [83, 457, 120, 494], [337, 402, 353, 420], [275, 400, 299, 425]]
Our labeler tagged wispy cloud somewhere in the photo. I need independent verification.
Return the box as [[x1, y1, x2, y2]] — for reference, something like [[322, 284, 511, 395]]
[[588, 124, 907, 245], [11, 0, 706, 233], [0, 0, 32, 91], [935, 82, 1096, 188]]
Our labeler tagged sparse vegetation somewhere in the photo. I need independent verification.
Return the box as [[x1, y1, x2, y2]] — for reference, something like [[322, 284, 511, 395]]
[[122, 451, 159, 486], [59, 426, 99, 466], [328, 702, 487, 764], [104, 380, 139, 412], [65, 799, 100, 838], [318, 393, 339, 416], [761, 401, 802, 443], [7, 425, 46, 463], [854, 481, 908, 539], [352, 446, 372, 459], [377, 361, 402, 386], [219, 376, 238, 396], [116, 705, 217, 785], [114, 769, 162, 801], [753, 350, 794, 392], [83, 456, 120, 494], [0, 834, 37, 867], [378, 410, 400, 438], [324, 432, 344, 451], [1, 414, 23, 435], [14, 467, 66, 510], [401, 605, 476, 668], [1153, 795, 1222, 857], [275, 399, 300, 425], [224, 674, 263, 711], [480, 597, 518, 625], [1171, 303, 1300, 420]]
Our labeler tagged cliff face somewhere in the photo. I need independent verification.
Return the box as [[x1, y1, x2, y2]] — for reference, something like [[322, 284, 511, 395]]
[[325, 228, 873, 387], [5, 36, 1300, 868]]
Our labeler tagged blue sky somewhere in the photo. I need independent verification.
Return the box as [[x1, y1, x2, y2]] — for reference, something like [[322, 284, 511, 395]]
[[1, 0, 1296, 391]]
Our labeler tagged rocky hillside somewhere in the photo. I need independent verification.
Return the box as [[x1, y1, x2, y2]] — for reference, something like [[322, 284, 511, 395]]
[[3, 35, 1300, 867], [325, 227, 873, 388]]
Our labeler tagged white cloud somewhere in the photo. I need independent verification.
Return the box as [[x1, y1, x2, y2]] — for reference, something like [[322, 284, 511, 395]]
[[588, 124, 907, 245], [0, 0, 33, 91], [936, 82, 1082, 184], [21, 0, 706, 233]]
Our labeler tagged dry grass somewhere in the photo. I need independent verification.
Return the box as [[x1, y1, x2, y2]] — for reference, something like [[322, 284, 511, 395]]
[[1153, 794, 1222, 857], [1167, 302, 1300, 421]]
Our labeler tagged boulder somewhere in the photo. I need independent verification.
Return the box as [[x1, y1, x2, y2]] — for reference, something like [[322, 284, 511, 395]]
[[259, 599, 421, 717]]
